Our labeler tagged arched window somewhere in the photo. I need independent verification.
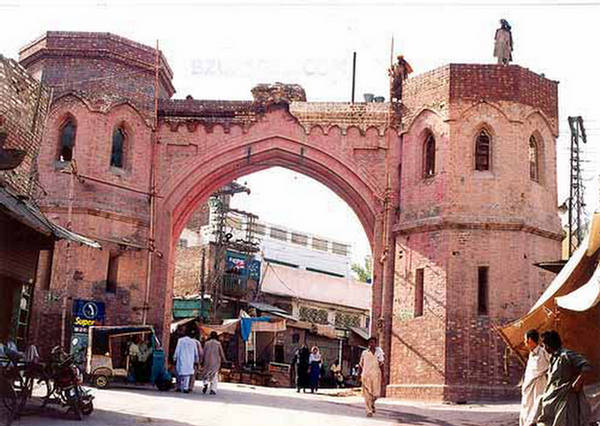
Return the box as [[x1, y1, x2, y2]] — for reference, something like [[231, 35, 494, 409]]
[[110, 127, 126, 168], [529, 135, 539, 182], [475, 130, 491, 171], [423, 132, 436, 178], [58, 119, 76, 162]]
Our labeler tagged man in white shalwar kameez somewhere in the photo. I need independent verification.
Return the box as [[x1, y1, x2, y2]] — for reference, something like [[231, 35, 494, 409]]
[[174, 328, 199, 393], [520, 329, 550, 426], [359, 337, 384, 417]]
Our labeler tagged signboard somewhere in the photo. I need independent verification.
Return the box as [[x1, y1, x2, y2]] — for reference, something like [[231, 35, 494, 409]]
[[225, 251, 261, 281], [72, 299, 105, 334]]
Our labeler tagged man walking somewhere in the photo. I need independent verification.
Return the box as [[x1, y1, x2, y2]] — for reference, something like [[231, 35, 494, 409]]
[[202, 331, 227, 395], [174, 327, 199, 393], [359, 337, 384, 417], [188, 328, 203, 392], [534, 330, 591, 426], [520, 329, 550, 426]]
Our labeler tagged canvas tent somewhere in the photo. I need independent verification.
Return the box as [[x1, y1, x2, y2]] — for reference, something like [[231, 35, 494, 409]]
[[497, 212, 600, 417]]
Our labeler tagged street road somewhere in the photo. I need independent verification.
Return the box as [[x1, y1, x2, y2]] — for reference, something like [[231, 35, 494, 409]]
[[11, 383, 519, 426]]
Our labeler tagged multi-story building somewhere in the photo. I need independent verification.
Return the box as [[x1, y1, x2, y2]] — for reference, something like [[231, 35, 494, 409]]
[[175, 201, 370, 328]]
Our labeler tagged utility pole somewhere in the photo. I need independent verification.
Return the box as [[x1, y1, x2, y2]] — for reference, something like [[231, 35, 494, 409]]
[[351, 52, 357, 103], [199, 247, 206, 321], [208, 182, 255, 321], [567, 116, 587, 257]]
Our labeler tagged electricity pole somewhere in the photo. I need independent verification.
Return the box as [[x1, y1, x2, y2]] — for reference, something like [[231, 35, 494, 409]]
[[567, 116, 587, 256]]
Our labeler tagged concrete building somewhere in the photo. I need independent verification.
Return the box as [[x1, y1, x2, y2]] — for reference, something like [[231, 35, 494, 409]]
[[180, 210, 354, 278], [18, 31, 561, 401], [174, 200, 370, 327]]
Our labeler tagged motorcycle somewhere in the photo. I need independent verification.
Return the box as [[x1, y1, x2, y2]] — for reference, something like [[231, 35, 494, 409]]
[[24, 346, 94, 420]]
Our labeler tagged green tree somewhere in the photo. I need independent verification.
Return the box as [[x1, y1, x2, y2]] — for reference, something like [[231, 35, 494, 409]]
[[351, 255, 373, 283]]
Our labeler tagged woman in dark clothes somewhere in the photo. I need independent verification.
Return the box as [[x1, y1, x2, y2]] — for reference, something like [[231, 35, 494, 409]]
[[294, 345, 310, 393]]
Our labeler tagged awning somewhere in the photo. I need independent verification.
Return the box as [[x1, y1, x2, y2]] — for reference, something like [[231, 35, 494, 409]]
[[349, 326, 370, 341], [0, 186, 100, 248], [288, 320, 338, 339], [497, 211, 600, 379], [247, 301, 298, 321], [200, 319, 240, 336], [268, 311, 299, 322], [556, 261, 600, 311], [170, 317, 196, 333], [248, 301, 288, 314], [533, 260, 567, 274]]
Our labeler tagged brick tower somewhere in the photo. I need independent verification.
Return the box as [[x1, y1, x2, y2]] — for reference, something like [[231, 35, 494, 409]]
[[17, 32, 561, 402], [387, 64, 562, 401], [19, 32, 174, 351]]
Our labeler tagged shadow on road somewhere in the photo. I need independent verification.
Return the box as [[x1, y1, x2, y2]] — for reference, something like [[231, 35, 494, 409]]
[[97, 385, 517, 426], [9, 407, 201, 426]]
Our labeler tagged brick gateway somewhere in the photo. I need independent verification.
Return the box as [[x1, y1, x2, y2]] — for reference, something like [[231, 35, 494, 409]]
[[21, 32, 562, 401]]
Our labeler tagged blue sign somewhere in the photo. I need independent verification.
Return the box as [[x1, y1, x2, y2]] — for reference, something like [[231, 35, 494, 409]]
[[72, 299, 105, 333], [225, 251, 261, 281]]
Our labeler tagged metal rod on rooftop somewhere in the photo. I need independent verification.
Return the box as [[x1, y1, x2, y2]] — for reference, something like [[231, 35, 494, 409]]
[[351, 51, 356, 103]]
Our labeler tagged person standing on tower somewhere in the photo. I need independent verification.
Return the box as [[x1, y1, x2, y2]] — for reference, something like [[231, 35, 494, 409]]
[[388, 55, 413, 102], [494, 19, 513, 65]]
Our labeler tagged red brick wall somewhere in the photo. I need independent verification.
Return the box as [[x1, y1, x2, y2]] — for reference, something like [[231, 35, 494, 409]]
[[449, 64, 558, 125], [0, 56, 51, 196], [23, 34, 162, 354], [19, 31, 562, 402], [19, 31, 174, 114], [388, 64, 561, 401]]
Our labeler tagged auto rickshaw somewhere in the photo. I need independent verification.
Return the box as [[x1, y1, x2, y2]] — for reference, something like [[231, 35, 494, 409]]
[[86, 325, 172, 390]]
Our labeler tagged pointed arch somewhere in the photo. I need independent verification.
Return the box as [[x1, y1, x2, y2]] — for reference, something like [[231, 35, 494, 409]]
[[58, 114, 77, 162], [474, 128, 492, 171], [110, 125, 127, 169], [528, 131, 546, 185], [423, 130, 436, 178], [459, 100, 511, 124]]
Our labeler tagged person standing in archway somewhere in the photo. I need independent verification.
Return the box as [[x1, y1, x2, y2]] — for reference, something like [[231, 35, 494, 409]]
[[359, 337, 385, 417], [174, 326, 199, 393], [293, 345, 310, 393], [202, 331, 227, 395], [308, 346, 322, 393]]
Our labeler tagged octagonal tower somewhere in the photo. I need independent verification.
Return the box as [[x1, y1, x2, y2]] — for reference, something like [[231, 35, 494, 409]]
[[388, 64, 561, 401]]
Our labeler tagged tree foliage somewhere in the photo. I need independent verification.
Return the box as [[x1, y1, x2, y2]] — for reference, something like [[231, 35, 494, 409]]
[[351, 255, 373, 283]]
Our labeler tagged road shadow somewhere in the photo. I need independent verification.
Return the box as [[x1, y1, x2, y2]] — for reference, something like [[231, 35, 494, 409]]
[[97, 385, 518, 426], [9, 406, 201, 426]]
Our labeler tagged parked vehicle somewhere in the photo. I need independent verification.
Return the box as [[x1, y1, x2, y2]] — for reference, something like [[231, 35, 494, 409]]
[[23, 346, 94, 420], [1, 345, 93, 421], [86, 325, 172, 391]]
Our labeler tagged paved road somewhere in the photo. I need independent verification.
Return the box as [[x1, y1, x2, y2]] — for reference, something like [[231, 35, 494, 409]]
[[10, 383, 519, 426]]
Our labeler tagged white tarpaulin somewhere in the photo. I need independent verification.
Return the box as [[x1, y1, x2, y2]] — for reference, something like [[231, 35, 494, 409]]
[[556, 262, 600, 311], [529, 234, 589, 312]]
